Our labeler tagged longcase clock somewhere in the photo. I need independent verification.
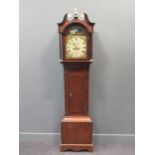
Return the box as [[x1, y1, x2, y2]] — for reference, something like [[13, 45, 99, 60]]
[[58, 9, 95, 152]]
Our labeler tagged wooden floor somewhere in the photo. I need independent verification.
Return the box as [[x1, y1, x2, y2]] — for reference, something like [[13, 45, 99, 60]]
[[20, 142, 135, 155]]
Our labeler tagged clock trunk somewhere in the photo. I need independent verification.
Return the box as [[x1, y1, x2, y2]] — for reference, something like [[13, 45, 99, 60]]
[[64, 64, 89, 115]]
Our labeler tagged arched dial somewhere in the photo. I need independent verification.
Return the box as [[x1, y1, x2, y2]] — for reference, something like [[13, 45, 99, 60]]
[[65, 35, 87, 59]]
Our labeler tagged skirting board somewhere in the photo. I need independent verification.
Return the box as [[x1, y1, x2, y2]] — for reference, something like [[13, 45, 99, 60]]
[[19, 133, 134, 144]]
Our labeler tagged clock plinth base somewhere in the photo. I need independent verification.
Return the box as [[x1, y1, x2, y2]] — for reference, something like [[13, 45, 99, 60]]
[[60, 116, 93, 152], [60, 144, 93, 152]]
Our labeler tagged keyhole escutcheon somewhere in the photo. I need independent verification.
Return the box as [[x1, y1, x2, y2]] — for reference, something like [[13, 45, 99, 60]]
[[69, 93, 72, 97]]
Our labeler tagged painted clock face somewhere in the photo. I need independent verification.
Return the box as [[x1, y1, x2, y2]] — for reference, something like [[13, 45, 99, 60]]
[[65, 35, 87, 59]]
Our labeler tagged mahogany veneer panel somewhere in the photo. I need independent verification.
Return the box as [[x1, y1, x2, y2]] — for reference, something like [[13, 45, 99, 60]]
[[61, 116, 93, 152]]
